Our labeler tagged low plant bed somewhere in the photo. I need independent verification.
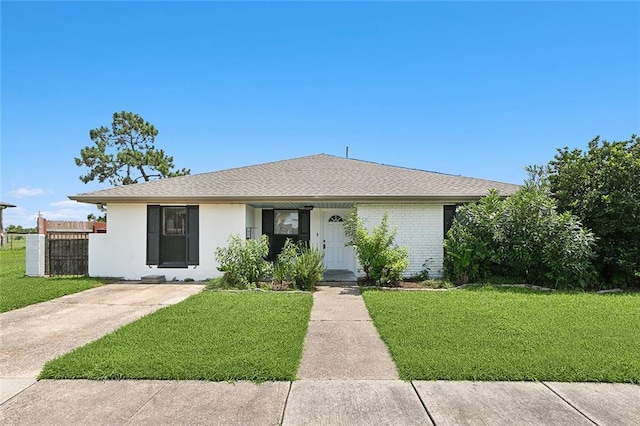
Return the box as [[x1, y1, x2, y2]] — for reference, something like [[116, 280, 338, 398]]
[[358, 277, 455, 290], [0, 249, 108, 313], [206, 277, 303, 292], [39, 291, 313, 382], [362, 285, 640, 383]]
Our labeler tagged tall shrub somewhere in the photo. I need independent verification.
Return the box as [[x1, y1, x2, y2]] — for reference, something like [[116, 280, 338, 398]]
[[444, 170, 596, 289], [443, 189, 506, 284], [502, 171, 596, 288], [549, 135, 640, 288], [215, 235, 271, 287], [344, 208, 409, 286]]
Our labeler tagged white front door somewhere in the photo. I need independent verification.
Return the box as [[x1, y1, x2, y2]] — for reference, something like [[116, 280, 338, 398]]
[[323, 212, 348, 270]]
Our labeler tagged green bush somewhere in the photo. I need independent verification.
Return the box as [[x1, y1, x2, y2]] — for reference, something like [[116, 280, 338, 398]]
[[293, 246, 325, 291], [549, 135, 640, 289], [443, 191, 505, 284], [344, 208, 409, 286], [273, 239, 325, 291], [214, 235, 272, 288], [502, 172, 596, 288], [273, 239, 299, 285], [444, 169, 596, 289]]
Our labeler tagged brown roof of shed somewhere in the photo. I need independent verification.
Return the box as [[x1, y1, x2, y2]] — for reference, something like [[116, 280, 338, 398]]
[[69, 154, 520, 203]]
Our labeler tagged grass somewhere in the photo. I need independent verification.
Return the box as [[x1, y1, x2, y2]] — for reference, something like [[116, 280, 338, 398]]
[[2, 234, 27, 250], [40, 291, 313, 382], [362, 285, 640, 383], [0, 249, 107, 313]]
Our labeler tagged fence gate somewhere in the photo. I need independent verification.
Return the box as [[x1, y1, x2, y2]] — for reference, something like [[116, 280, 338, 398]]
[[46, 233, 89, 276]]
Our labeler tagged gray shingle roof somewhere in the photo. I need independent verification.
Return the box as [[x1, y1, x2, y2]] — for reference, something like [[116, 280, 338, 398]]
[[69, 154, 520, 203]]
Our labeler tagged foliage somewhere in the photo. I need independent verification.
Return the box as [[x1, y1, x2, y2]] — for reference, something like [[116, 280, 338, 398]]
[[548, 135, 640, 289], [214, 235, 271, 288], [273, 239, 325, 291], [363, 286, 640, 383], [40, 292, 313, 382], [293, 245, 325, 291], [273, 239, 299, 285], [344, 208, 409, 286], [0, 249, 106, 313], [87, 213, 106, 222], [4, 224, 37, 234], [444, 170, 596, 289], [407, 259, 431, 282], [443, 190, 505, 284], [446, 248, 474, 285], [75, 111, 190, 186]]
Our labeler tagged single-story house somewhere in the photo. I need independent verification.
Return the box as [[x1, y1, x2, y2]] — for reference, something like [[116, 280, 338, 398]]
[[69, 154, 520, 281]]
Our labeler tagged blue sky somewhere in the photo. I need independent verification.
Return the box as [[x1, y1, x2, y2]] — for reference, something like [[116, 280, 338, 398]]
[[2, 1, 639, 227]]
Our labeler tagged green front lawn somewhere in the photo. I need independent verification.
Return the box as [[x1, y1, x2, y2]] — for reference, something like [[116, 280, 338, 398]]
[[363, 286, 640, 383], [0, 249, 106, 313], [40, 291, 313, 382]]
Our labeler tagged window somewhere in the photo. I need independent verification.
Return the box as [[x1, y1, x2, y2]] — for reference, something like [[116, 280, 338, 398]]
[[147, 206, 199, 267], [274, 210, 298, 235], [328, 215, 343, 223], [164, 207, 186, 234], [443, 205, 457, 238], [262, 209, 310, 260]]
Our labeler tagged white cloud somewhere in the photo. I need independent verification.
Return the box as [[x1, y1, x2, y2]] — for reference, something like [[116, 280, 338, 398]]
[[50, 200, 81, 207], [7, 187, 45, 198], [2, 207, 33, 228], [2, 204, 101, 228], [37, 205, 96, 222]]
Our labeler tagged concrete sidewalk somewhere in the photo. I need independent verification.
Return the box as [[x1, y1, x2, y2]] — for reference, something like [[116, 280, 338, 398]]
[[2, 379, 638, 425]]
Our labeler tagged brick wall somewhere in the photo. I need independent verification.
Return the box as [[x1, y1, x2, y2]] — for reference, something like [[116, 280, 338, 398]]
[[356, 204, 444, 278]]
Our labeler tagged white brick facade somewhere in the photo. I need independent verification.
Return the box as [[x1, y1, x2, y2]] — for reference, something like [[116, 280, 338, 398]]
[[356, 204, 444, 278]]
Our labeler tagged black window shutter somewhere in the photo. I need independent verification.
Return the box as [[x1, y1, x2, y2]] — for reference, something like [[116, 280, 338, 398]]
[[147, 205, 161, 265], [299, 209, 311, 243], [187, 206, 199, 265], [262, 210, 275, 260], [262, 210, 274, 235], [443, 205, 457, 238]]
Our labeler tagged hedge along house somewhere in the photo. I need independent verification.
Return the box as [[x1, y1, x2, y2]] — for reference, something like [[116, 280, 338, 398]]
[[69, 154, 520, 281]]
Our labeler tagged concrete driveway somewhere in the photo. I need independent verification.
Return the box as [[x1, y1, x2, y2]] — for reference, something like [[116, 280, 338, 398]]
[[0, 284, 204, 403]]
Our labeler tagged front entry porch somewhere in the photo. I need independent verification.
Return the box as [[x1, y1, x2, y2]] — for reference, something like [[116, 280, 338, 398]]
[[249, 203, 357, 275]]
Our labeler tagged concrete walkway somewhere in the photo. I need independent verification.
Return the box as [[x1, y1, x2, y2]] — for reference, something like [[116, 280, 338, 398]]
[[0, 284, 204, 404], [2, 283, 640, 425], [297, 283, 398, 380]]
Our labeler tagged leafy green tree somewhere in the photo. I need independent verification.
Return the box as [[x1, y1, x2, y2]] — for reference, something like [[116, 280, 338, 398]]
[[5, 224, 37, 234], [86, 213, 106, 223], [548, 135, 640, 288], [75, 111, 190, 186]]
